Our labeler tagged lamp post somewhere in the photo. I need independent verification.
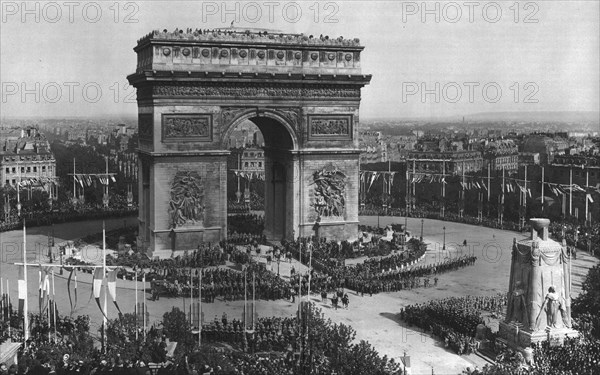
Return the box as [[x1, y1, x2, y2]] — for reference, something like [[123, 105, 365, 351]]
[[420, 219, 424, 241], [443, 226, 446, 250]]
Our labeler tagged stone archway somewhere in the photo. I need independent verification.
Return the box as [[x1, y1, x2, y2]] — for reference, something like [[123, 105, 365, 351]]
[[128, 28, 371, 257], [223, 109, 298, 241]]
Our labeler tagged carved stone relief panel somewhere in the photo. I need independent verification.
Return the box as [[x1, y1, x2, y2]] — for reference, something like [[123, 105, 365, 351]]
[[307, 114, 353, 141], [169, 170, 205, 228], [161, 114, 213, 142]]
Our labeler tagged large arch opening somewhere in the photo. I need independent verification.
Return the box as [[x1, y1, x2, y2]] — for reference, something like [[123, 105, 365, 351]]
[[225, 113, 297, 242]]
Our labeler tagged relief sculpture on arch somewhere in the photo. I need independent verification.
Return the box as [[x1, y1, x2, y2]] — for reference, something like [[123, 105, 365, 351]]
[[311, 165, 347, 218]]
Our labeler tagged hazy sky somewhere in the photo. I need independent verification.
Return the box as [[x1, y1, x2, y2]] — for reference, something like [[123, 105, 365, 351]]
[[1, 0, 598, 119]]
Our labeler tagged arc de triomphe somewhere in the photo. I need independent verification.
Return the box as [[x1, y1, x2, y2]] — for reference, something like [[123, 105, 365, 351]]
[[127, 29, 371, 257]]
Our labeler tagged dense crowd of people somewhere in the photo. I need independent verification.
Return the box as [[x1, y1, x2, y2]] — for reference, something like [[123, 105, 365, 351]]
[[400, 294, 507, 355], [148, 263, 293, 302], [201, 316, 298, 354], [0, 301, 400, 375], [549, 220, 599, 256], [0, 207, 137, 233], [277, 236, 476, 296], [468, 337, 600, 374]]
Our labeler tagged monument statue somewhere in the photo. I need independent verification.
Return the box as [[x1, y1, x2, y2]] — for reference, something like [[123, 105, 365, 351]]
[[498, 218, 578, 361], [311, 166, 347, 217], [169, 171, 205, 228]]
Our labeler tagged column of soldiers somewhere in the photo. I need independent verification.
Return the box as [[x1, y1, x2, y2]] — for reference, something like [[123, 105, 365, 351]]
[[399, 294, 507, 355]]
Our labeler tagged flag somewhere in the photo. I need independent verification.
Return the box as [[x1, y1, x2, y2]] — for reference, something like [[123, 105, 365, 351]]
[[18, 266, 26, 315], [588, 194, 594, 203], [66, 267, 78, 316], [368, 173, 377, 191], [107, 270, 123, 317], [93, 268, 107, 319], [38, 266, 50, 315]]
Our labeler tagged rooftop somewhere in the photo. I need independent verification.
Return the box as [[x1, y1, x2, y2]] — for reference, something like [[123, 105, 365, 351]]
[[137, 28, 362, 48]]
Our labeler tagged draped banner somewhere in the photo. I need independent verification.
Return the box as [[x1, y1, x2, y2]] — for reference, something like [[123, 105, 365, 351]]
[[38, 266, 50, 315], [65, 267, 78, 316], [18, 265, 26, 315], [92, 268, 107, 319], [107, 269, 123, 317]]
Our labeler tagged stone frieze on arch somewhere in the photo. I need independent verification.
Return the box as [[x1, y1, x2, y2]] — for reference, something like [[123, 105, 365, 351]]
[[142, 82, 362, 99]]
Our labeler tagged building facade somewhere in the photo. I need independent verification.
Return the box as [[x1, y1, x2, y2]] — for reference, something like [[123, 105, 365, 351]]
[[482, 139, 519, 171], [0, 127, 56, 189], [407, 150, 484, 175]]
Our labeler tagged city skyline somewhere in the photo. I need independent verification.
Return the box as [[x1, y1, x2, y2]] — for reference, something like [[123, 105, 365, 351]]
[[1, 1, 599, 120]]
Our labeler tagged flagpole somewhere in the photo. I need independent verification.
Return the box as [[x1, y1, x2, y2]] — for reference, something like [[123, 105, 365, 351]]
[[387, 153, 391, 215], [52, 268, 57, 343], [6, 280, 11, 339], [47, 289, 50, 342], [461, 161, 465, 218], [190, 268, 193, 326], [252, 271, 256, 331], [135, 269, 138, 341], [23, 219, 29, 343], [1, 277, 3, 322], [524, 165, 528, 229], [17, 160, 21, 218], [308, 248, 312, 298], [244, 270, 247, 332], [142, 273, 146, 340], [487, 165, 491, 217], [501, 167, 505, 227], [406, 162, 410, 216], [104, 156, 109, 209], [102, 221, 107, 353], [541, 166, 545, 213], [198, 269, 202, 346], [569, 167, 573, 217], [73, 158, 76, 201], [442, 160, 446, 218], [412, 159, 416, 208], [585, 169, 589, 223]]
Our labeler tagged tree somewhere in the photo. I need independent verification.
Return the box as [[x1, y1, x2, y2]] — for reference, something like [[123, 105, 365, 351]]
[[105, 313, 167, 362], [162, 307, 196, 359], [572, 264, 600, 339]]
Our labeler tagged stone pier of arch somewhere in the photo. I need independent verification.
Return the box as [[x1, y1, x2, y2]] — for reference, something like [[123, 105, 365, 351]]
[[127, 29, 371, 257]]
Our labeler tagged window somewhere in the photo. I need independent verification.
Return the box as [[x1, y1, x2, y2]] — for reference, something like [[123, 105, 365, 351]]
[[12, 179, 15, 185], [21, 167, 25, 173], [245, 162, 248, 167], [258, 162, 262, 167], [5, 168, 9, 173], [5, 180, 8, 185], [26, 167, 31, 172], [12, 167, 15, 173], [33, 166, 37, 172], [42, 166, 46, 172]]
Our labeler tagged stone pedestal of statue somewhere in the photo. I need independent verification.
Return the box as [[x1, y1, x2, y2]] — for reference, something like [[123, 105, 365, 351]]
[[496, 218, 579, 363]]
